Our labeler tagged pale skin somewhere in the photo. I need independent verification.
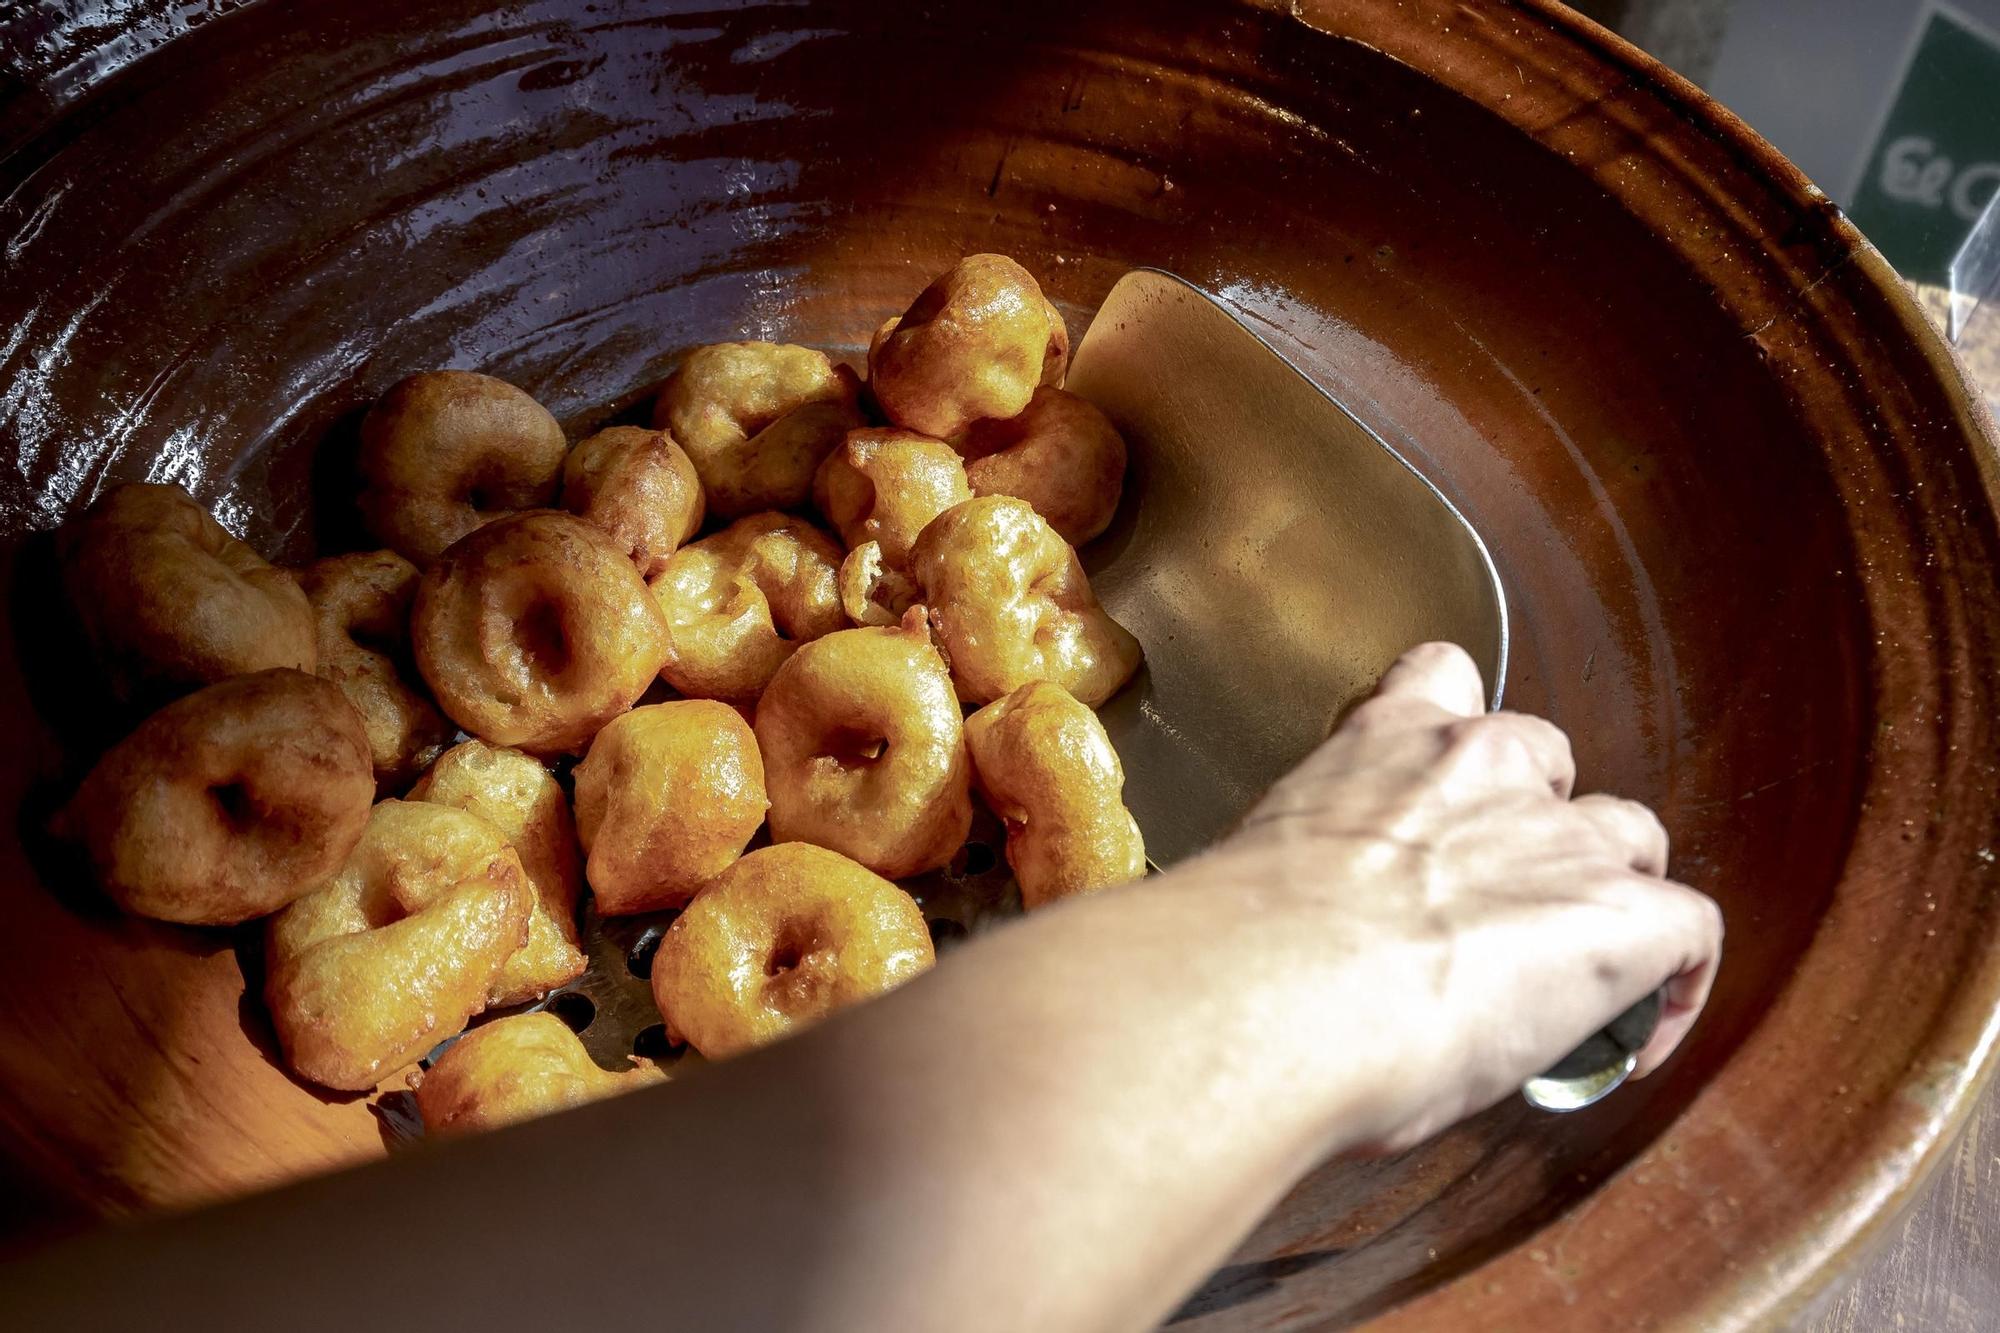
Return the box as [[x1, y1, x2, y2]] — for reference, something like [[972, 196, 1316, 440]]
[[0, 643, 1721, 1330]]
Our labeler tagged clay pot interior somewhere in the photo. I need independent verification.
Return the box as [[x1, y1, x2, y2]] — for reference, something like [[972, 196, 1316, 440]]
[[2, 2, 1998, 1329]]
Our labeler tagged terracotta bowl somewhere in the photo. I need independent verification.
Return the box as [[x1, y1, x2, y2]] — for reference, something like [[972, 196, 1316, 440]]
[[3, 1, 1998, 1327]]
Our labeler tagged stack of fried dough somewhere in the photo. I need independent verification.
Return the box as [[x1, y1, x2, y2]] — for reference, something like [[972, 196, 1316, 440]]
[[54, 255, 1146, 1137]]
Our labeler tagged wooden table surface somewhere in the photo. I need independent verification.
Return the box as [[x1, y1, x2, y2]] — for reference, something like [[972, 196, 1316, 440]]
[[1806, 1090, 2000, 1331], [1803, 289, 2000, 1333]]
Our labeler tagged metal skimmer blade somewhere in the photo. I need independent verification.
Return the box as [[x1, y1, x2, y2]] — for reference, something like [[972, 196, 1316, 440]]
[[1069, 271, 1657, 1114], [1068, 269, 1508, 867]]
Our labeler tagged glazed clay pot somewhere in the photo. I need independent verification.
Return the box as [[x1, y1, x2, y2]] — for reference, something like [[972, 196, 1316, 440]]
[[2, 1, 1998, 1328]]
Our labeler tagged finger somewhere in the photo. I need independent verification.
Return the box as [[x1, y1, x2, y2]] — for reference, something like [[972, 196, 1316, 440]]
[[1434, 712, 1576, 799], [1570, 793, 1669, 876], [1632, 944, 1720, 1078], [1372, 642, 1486, 718], [1627, 884, 1724, 1079], [1493, 712, 1576, 799]]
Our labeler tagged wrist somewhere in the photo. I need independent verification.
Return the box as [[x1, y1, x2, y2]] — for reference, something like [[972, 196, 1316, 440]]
[[1094, 850, 1419, 1158], [1147, 844, 1457, 1155]]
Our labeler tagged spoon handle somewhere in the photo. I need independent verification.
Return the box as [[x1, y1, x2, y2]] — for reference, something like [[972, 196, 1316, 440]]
[[1522, 988, 1666, 1112]]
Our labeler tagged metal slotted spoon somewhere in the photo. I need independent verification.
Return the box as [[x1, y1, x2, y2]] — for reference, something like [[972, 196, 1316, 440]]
[[1067, 269, 1655, 1113], [405, 270, 1652, 1127]]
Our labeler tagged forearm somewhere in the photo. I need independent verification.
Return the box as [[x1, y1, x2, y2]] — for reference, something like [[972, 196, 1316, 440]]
[[0, 852, 1382, 1332], [776, 850, 1383, 1330]]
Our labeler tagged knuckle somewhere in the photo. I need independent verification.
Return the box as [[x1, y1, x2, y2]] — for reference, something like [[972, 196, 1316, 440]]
[[1344, 696, 1396, 733], [1442, 713, 1495, 744], [1614, 795, 1668, 837], [1531, 717, 1577, 763], [1346, 694, 1429, 738], [1643, 876, 1721, 936], [1580, 793, 1668, 843], [1685, 886, 1725, 939], [1447, 714, 1530, 765], [1405, 641, 1468, 672], [1502, 712, 1575, 764]]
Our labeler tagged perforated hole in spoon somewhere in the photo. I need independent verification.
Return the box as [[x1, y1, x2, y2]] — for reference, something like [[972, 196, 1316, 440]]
[[538, 807, 1022, 1077], [376, 806, 1025, 1149]]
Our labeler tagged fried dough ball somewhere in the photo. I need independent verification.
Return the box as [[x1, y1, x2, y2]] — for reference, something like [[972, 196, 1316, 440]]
[[357, 370, 568, 566], [59, 669, 372, 925], [409, 740, 587, 1005], [415, 1012, 664, 1137], [966, 681, 1147, 909], [867, 254, 1070, 438], [957, 387, 1127, 546], [560, 425, 704, 579], [649, 512, 846, 701], [57, 668, 368, 924], [651, 843, 933, 1059], [754, 609, 972, 878], [296, 550, 453, 789], [812, 428, 972, 568], [652, 342, 865, 518], [910, 497, 1142, 707], [60, 482, 315, 702], [266, 800, 530, 1092], [572, 701, 768, 914], [836, 541, 920, 628], [413, 511, 669, 754]]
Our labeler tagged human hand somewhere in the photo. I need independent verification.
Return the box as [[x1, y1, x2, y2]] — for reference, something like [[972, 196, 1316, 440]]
[[1217, 642, 1722, 1153]]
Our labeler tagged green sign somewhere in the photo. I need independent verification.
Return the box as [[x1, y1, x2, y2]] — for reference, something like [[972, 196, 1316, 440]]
[[1849, 5, 2000, 286]]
